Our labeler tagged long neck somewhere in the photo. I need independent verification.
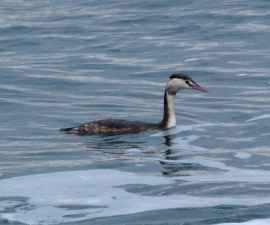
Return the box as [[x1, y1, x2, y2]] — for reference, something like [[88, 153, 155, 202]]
[[160, 90, 176, 129]]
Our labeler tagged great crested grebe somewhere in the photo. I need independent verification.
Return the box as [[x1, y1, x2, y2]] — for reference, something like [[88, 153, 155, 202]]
[[61, 73, 207, 135]]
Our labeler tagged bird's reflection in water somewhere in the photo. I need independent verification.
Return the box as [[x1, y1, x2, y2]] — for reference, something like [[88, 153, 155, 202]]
[[83, 131, 206, 176], [160, 134, 205, 176], [84, 131, 158, 157]]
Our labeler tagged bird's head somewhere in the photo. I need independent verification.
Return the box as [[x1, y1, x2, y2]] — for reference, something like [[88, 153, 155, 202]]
[[166, 73, 207, 95]]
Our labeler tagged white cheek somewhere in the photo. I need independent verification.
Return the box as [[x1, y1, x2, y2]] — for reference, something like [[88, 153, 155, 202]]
[[169, 79, 189, 89]]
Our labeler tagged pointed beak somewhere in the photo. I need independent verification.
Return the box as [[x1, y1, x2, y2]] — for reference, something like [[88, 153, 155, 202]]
[[191, 82, 208, 92]]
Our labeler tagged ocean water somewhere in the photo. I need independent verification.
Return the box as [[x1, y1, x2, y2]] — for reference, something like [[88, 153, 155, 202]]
[[1, 0, 270, 225]]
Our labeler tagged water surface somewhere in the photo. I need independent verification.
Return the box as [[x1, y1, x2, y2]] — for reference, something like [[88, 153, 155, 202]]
[[1, 0, 270, 225]]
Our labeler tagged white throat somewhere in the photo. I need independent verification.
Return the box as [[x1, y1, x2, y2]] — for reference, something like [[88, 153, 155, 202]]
[[166, 93, 176, 128], [164, 92, 176, 128]]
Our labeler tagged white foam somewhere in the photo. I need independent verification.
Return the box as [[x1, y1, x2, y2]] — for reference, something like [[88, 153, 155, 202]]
[[184, 58, 200, 62], [235, 152, 251, 159], [1, 169, 270, 225], [237, 73, 248, 77], [216, 218, 270, 225]]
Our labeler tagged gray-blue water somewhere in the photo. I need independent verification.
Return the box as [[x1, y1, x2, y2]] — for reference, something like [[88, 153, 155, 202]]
[[1, 1, 270, 225]]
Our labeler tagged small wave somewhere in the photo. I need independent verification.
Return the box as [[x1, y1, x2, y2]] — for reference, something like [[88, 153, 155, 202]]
[[247, 114, 270, 122], [210, 9, 270, 17], [230, 23, 270, 33], [216, 218, 270, 225], [25, 73, 163, 86]]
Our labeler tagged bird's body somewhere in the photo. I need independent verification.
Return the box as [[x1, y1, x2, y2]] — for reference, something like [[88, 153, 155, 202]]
[[61, 73, 207, 135], [61, 119, 159, 135]]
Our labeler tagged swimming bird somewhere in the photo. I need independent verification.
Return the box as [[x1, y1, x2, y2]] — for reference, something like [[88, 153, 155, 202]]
[[61, 73, 207, 135]]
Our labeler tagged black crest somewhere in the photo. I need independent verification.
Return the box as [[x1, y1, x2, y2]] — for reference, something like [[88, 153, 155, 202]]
[[169, 73, 191, 80]]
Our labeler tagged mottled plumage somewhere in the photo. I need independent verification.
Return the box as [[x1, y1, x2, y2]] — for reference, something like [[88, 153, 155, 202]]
[[61, 119, 159, 135]]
